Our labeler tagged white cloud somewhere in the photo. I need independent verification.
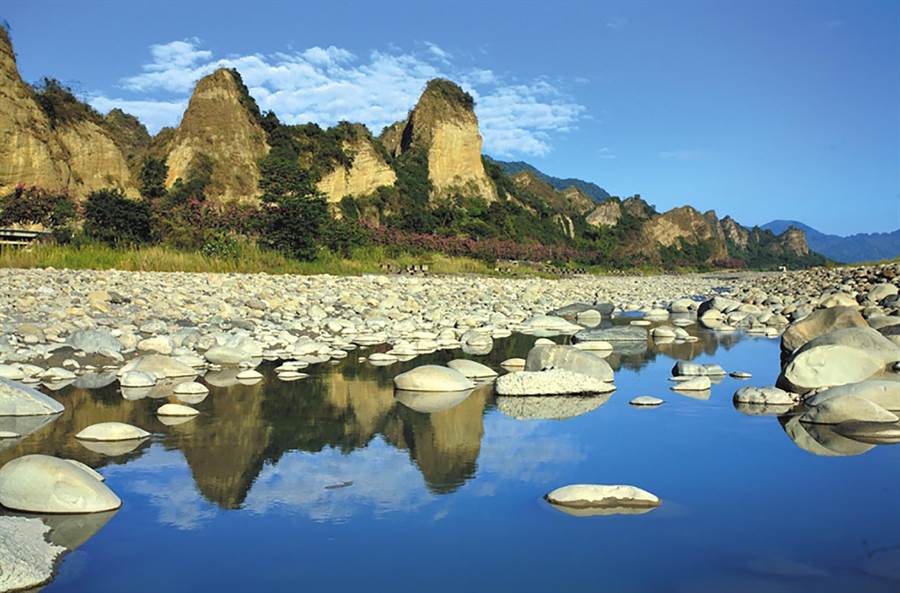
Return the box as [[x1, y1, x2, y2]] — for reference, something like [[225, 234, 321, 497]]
[[90, 38, 586, 157], [597, 147, 616, 160]]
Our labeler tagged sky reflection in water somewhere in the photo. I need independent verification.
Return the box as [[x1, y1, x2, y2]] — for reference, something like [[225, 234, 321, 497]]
[[3, 321, 900, 593]]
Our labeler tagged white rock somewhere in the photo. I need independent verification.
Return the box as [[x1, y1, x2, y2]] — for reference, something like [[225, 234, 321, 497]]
[[393, 365, 475, 392], [545, 484, 660, 514], [630, 396, 664, 406], [447, 359, 497, 378], [495, 369, 615, 396], [0, 379, 64, 416], [0, 364, 25, 381], [120, 370, 156, 388], [671, 376, 711, 391], [157, 403, 199, 417], [0, 454, 121, 513], [75, 422, 150, 441], [0, 516, 64, 592]]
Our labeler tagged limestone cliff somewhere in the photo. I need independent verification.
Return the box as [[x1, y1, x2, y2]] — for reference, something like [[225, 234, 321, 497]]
[[382, 79, 497, 201], [639, 205, 729, 260], [316, 124, 396, 202], [165, 69, 269, 202], [586, 200, 622, 227], [0, 29, 135, 197]]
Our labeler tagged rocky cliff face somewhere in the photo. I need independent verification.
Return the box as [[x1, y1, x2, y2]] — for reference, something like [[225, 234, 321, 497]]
[[773, 227, 810, 257], [586, 200, 622, 227], [0, 29, 134, 197], [165, 69, 269, 202], [382, 79, 497, 201], [639, 206, 729, 260], [316, 125, 396, 202]]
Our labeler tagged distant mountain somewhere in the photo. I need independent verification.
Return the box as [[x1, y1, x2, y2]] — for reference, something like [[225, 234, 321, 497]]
[[491, 159, 611, 203], [762, 220, 900, 264]]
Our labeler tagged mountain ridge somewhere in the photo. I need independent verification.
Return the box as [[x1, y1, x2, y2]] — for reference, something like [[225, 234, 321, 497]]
[[762, 219, 900, 263]]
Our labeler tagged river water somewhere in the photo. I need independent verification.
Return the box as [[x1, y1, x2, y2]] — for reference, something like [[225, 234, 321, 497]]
[[2, 320, 899, 592]]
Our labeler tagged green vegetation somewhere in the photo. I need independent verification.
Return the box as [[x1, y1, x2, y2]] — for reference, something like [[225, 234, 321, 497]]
[[31, 78, 103, 128], [423, 78, 475, 111], [83, 188, 152, 245], [0, 241, 510, 276], [139, 156, 168, 200]]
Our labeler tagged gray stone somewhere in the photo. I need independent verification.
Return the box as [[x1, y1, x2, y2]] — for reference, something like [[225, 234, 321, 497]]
[[393, 365, 475, 392], [66, 329, 123, 354], [525, 344, 614, 382], [0, 516, 64, 592], [0, 379, 64, 416], [495, 369, 615, 395], [574, 326, 648, 343]]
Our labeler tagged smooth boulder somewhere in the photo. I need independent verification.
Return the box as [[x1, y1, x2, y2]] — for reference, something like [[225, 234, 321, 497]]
[[447, 359, 498, 379], [393, 365, 475, 392], [781, 345, 883, 393], [781, 307, 867, 353], [0, 379, 64, 416], [733, 386, 796, 406], [75, 422, 150, 441], [799, 395, 898, 425], [526, 344, 614, 382], [0, 454, 121, 513]]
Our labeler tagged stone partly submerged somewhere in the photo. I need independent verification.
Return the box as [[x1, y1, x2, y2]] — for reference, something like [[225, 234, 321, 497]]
[[495, 369, 615, 396], [393, 365, 475, 392], [630, 396, 664, 406], [574, 326, 648, 343], [446, 359, 498, 379], [798, 395, 898, 425], [394, 388, 473, 414], [670, 376, 711, 391], [0, 454, 121, 513], [0, 379, 64, 416], [75, 422, 150, 441], [525, 344, 615, 382], [0, 515, 64, 592], [780, 344, 883, 393], [732, 386, 797, 406], [496, 394, 612, 420], [780, 415, 875, 457], [780, 306, 867, 353], [544, 484, 660, 516]]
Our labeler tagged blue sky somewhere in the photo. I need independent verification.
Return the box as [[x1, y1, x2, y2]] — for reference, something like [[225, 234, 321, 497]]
[[4, 0, 898, 234]]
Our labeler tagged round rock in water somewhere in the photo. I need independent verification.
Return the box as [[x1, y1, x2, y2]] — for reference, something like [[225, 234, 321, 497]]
[[157, 403, 199, 417], [0, 454, 121, 513], [236, 369, 263, 380], [447, 359, 498, 379], [544, 484, 660, 516], [0, 516, 65, 592], [730, 371, 752, 379], [630, 396, 664, 406], [781, 345, 882, 392], [75, 422, 150, 442], [670, 376, 711, 391], [0, 379, 64, 416], [500, 358, 526, 371], [733, 386, 796, 406], [173, 381, 209, 397], [120, 370, 156, 388], [393, 365, 475, 392], [799, 395, 898, 425]]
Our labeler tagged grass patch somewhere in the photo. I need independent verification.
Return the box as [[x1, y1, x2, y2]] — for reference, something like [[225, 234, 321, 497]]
[[0, 241, 540, 277]]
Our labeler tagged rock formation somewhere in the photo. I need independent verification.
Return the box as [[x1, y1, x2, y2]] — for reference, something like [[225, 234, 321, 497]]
[[316, 124, 396, 202], [164, 68, 269, 202], [0, 29, 134, 197], [381, 79, 497, 201]]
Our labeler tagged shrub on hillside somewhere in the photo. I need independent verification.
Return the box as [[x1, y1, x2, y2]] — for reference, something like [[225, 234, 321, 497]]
[[83, 189, 152, 245], [0, 185, 77, 229], [260, 196, 329, 261], [320, 218, 372, 257]]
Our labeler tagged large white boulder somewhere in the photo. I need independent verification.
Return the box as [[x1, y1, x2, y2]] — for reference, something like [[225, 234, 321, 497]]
[[799, 395, 898, 425], [526, 345, 614, 382], [393, 365, 475, 392], [0, 454, 121, 513], [118, 355, 196, 379], [781, 345, 882, 392], [446, 359, 497, 379], [0, 379, 64, 416], [75, 422, 150, 441], [495, 369, 615, 396], [670, 376, 711, 391], [805, 380, 900, 411]]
